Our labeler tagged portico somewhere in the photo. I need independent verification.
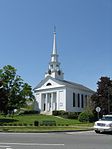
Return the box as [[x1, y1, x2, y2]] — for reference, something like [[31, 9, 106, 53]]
[[41, 92, 57, 114]]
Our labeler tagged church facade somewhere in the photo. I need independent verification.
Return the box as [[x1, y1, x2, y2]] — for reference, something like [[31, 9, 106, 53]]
[[34, 30, 94, 115]]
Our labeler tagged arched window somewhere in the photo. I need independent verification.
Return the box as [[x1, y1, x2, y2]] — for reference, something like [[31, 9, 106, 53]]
[[46, 83, 52, 86]]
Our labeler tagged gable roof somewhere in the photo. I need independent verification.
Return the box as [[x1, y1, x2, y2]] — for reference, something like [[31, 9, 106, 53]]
[[34, 76, 94, 93], [60, 79, 94, 92]]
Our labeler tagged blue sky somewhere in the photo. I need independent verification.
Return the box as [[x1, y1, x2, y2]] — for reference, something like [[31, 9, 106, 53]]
[[0, 0, 112, 91]]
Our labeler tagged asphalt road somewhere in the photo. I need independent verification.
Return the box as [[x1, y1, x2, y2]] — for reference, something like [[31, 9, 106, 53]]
[[0, 131, 112, 149]]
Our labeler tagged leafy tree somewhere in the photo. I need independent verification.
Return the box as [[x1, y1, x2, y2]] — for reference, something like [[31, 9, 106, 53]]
[[0, 65, 34, 114], [91, 77, 112, 115], [0, 79, 8, 114]]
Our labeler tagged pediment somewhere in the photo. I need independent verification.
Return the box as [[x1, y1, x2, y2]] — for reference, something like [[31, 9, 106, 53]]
[[34, 76, 65, 91], [42, 79, 61, 88]]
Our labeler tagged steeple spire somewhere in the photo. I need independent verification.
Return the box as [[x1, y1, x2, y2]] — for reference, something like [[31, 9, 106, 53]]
[[52, 26, 57, 55], [51, 27, 58, 62], [45, 28, 64, 80]]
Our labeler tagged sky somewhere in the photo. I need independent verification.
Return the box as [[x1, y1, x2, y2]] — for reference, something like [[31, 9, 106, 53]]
[[0, 0, 112, 91]]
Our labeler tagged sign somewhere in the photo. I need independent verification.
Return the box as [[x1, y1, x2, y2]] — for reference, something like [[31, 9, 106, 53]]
[[96, 107, 101, 113], [59, 102, 63, 107]]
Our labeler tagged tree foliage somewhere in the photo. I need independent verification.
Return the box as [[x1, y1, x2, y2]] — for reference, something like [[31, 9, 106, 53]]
[[0, 65, 34, 114], [78, 108, 94, 122], [91, 76, 112, 115]]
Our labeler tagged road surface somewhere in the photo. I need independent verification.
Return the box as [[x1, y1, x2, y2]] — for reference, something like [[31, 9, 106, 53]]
[[0, 131, 112, 149]]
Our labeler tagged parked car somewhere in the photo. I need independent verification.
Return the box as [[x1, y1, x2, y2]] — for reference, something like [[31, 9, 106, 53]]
[[94, 115, 112, 133]]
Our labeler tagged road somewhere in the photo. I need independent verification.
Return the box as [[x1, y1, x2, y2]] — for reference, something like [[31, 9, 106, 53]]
[[0, 131, 112, 149]]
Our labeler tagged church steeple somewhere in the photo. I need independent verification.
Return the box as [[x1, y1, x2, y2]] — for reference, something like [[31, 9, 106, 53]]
[[51, 27, 58, 64], [52, 26, 57, 55], [45, 28, 64, 80]]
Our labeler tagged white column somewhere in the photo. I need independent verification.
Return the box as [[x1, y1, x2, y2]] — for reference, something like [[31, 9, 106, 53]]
[[45, 94, 48, 112], [50, 93, 53, 112], [53, 92, 57, 110], [47, 93, 50, 111], [56, 92, 57, 110]]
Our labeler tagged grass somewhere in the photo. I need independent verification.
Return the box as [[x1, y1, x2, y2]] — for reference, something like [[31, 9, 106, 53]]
[[0, 126, 93, 133], [0, 114, 94, 132]]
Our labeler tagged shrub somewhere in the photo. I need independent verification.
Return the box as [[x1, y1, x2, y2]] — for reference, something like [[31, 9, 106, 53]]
[[0, 122, 3, 126], [53, 110, 80, 119], [34, 121, 39, 126], [41, 120, 56, 126], [52, 110, 66, 116], [58, 110, 67, 116], [52, 110, 59, 116], [18, 123, 23, 126], [23, 123, 28, 126], [19, 110, 39, 115], [78, 110, 94, 122], [67, 112, 79, 119]]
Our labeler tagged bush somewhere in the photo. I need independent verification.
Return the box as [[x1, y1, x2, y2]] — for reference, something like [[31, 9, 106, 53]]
[[52, 110, 65, 116], [52, 110, 59, 116], [19, 110, 39, 115], [23, 123, 28, 126], [34, 121, 39, 126], [41, 120, 56, 126], [67, 112, 79, 119], [52, 110, 66, 116], [18, 123, 23, 126], [53, 110, 80, 119], [78, 110, 94, 122]]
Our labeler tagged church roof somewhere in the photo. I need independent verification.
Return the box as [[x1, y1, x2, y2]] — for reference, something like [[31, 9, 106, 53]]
[[34, 76, 94, 93], [60, 79, 94, 92]]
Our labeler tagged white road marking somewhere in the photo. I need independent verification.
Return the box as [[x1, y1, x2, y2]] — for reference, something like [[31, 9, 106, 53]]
[[66, 130, 94, 135], [0, 146, 11, 148], [0, 142, 64, 146]]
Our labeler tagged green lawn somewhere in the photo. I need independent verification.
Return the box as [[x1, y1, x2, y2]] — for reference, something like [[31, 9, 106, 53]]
[[0, 114, 93, 132], [0, 114, 93, 126]]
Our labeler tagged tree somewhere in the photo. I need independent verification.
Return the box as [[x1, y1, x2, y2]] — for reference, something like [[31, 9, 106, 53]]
[[0, 65, 34, 114], [0, 79, 8, 114], [91, 77, 112, 115]]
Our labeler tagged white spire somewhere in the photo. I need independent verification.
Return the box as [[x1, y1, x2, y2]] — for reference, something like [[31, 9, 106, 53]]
[[45, 28, 64, 80], [51, 27, 58, 62], [52, 26, 57, 55]]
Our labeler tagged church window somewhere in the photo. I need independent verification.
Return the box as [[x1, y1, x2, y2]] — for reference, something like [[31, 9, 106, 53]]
[[51, 65, 53, 68], [81, 94, 84, 108], [73, 93, 76, 107], [44, 103, 46, 111], [58, 70, 61, 75], [48, 69, 51, 74], [85, 95, 87, 107], [78, 93, 80, 107], [46, 83, 52, 86]]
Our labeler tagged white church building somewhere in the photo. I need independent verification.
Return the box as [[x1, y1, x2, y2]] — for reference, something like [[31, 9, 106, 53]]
[[34, 30, 94, 115]]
